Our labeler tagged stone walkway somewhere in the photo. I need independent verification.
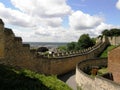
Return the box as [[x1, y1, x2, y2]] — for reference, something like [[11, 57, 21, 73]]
[[58, 70, 77, 90]]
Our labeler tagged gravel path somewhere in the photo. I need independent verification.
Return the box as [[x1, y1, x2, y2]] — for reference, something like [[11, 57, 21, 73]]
[[58, 70, 77, 90]]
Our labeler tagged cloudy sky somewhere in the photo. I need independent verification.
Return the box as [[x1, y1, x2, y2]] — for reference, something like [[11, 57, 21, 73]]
[[0, 0, 120, 42]]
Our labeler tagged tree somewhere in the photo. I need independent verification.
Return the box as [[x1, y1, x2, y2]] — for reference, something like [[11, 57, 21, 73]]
[[102, 29, 110, 36], [77, 34, 95, 50], [66, 34, 95, 51], [58, 45, 67, 52], [67, 42, 77, 51], [102, 28, 120, 36]]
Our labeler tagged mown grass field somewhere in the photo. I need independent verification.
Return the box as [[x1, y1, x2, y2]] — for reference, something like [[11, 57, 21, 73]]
[[0, 64, 72, 90]]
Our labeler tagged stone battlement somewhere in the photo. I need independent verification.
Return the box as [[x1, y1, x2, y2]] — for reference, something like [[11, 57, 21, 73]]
[[37, 41, 103, 58], [0, 19, 4, 25]]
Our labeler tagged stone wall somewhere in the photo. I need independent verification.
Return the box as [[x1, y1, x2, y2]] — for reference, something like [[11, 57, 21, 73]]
[[76, 58, 120, 90], [108, 36, 120, 46], [0, 19, 108, 75], [39, 42, 107, 75], [0, 19, 5, 57], [108, 46, 120, 83], [96, 36, 120, 46]]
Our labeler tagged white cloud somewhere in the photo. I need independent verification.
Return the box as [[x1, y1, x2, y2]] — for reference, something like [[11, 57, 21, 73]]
[[0, 3, 36, 27], [69, 11, 104, 30], [11, 0, 72, 17], [116, 0, 120, 10], [0, 0, 120, 42], [0, 0, 72, 28]]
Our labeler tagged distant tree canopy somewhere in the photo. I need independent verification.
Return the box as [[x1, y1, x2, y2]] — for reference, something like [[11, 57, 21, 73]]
[[102, 28, 120, 36], [67, 34, 95, 51]]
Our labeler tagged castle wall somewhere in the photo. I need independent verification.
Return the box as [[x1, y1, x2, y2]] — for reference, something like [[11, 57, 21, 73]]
[[33, 41, 107, 75], [108, 46, 120, 83], [107, 36, 120, 46], [96, 36, 120, 46], [0, 19, 108, 75], [0, 20, 4, 57], [3, 28, 36, 71], [76, 58, 120, 90]]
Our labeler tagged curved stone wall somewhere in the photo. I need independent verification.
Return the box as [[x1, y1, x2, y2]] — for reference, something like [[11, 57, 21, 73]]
[[76, 58, 120, 90]]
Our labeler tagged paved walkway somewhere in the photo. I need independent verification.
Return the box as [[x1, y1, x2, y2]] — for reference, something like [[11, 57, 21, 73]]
[[58, 70, 77, 90]]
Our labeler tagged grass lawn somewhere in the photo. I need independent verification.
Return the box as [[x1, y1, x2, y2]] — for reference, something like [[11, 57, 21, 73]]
[[100, 45, 116, 58], [0, 64, 72, 90]]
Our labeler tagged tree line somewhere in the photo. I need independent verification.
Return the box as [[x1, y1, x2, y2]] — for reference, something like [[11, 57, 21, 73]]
[[102, 28, 120, 36]]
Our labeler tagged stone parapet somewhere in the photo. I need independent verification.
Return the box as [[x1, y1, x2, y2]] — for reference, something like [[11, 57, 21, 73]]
[[76, 58, 120, 90]]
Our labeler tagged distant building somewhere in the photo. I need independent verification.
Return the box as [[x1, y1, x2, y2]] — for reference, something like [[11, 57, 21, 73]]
[[49, 47, 59, 54]]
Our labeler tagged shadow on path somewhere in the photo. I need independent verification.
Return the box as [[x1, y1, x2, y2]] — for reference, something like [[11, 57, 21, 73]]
[[58, 70, 77, 90], [58, 70, 75, 82]]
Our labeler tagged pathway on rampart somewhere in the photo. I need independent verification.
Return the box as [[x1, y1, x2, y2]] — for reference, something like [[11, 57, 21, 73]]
[[58, 70, 77, 90]]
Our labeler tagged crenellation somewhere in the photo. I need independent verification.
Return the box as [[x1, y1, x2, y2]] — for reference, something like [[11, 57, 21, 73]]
[[57, 53, 63, 57], [51, 53, 56, 57], [64, 51, 68, 55], [75, 51, 78, 54], [0, 19, 4, 25], [61, 52, 65, 56], [4, 28, 15, 37], [47, 53, 53, 58], [14, 37, 23, 48], [23, 44, 30, 47], [0, 19, 4, 32], [14, 37, 22, 42], [68, 51, 72, 55], [82, 50, 85, 54]]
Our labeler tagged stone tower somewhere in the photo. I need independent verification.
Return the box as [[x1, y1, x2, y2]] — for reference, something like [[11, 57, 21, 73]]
[[0, 19, 5, 57]]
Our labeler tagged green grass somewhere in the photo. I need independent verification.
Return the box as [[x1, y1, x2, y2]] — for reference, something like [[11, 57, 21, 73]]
[[0, 64, 72, 90], [97, 67, 108, 76], [100, 45, 116, 58]]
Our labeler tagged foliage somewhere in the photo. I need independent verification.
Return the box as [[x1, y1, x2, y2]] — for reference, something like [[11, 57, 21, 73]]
[[99, 45, 116, 58], [58, 45, 67, 52], [102, 28, 120, 36], [77, 34, 95, 50], [67, 42, 77, 51], [0, 64, 72, 90], [97, 67, 108, 76], [67, 34, 95, 51]]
